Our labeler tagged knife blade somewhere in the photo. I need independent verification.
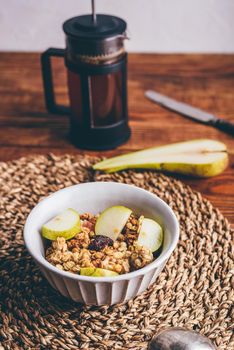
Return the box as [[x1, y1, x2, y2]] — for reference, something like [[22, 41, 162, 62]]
[[145, 90, 234, 136]]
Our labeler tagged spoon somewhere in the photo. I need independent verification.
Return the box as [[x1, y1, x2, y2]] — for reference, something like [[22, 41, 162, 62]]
[[148, 328, 216, 350]]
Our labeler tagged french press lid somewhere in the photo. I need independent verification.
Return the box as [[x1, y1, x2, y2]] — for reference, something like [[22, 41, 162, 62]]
[[63, 0, 127, 63]]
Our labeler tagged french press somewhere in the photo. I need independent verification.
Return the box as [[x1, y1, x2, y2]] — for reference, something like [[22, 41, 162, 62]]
[[41, 0, 130, 150]]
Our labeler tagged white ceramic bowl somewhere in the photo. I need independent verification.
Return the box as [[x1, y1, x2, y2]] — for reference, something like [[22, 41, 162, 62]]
[[24, 182, 179, 305]]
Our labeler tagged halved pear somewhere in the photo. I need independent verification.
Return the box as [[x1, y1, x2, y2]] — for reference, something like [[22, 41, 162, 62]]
[[80, 267, 118, 277], [95, 205, 132, 241], [42, 208, 81, 240], [137, 218, 163, 253], [93, 139, 228, 177]]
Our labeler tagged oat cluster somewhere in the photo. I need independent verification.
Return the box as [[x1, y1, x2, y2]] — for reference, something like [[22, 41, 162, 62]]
[[46, 213, 153, 274]]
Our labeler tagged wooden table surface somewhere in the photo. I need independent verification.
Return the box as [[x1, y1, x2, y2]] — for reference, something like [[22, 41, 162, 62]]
[[0, 53, 233, 225]]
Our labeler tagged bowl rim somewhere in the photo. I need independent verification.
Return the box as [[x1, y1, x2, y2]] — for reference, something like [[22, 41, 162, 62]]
[[24, 181, 180, 282]]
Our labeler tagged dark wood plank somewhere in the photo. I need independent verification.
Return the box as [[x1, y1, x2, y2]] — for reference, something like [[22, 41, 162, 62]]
[[0, 52, 233, 225]]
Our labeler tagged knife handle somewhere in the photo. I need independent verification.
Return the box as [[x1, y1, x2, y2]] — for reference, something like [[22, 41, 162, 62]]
[[210, 118, 234, 136]]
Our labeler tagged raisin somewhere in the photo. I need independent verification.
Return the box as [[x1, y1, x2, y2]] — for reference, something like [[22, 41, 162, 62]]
[[88, 235, 113, 251]]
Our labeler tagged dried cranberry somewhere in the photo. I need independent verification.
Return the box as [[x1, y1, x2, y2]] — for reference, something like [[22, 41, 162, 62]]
[[88, 235, 113, 251]]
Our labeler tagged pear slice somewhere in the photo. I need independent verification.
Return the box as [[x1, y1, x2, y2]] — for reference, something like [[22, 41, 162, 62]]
[[80, 267, 118, 277], [42, 208, 81, 240], [95, 206, 132, 241], [137, 218, 163, 253], [93, 139, 228, 177]]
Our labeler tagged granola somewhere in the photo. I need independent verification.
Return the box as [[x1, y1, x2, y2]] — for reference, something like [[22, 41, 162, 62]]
[[45, 212, 155, 275]]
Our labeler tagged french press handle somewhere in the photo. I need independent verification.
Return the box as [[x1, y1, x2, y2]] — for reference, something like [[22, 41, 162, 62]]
[[41, 48, 70, 115]]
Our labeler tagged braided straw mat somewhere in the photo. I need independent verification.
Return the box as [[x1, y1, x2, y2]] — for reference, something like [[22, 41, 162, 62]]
[[0, 155, 233, 350]]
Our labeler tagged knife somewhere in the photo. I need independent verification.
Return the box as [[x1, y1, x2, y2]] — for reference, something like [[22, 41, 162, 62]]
[[145, 90, 234, 137]]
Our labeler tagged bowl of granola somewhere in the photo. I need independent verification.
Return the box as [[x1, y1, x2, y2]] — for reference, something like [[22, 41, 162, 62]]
[[24, 182, 179, 305]]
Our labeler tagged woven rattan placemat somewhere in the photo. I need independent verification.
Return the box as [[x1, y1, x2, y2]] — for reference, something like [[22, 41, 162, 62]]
[[0, 155, 233, 350]]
